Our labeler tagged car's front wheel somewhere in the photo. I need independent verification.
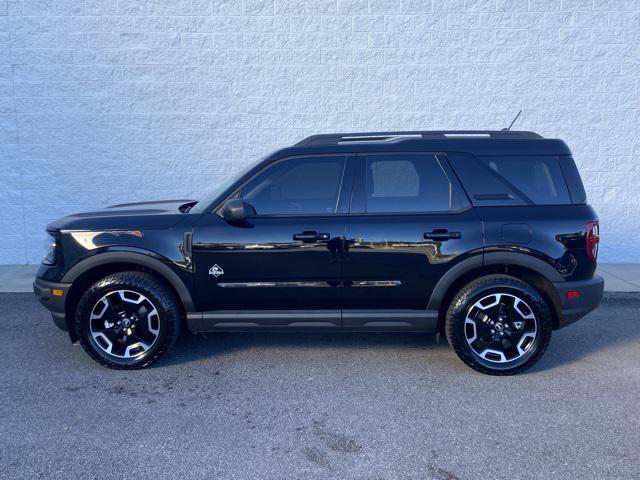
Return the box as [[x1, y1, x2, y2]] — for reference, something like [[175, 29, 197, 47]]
[[445, 274, 553, 375], [75, 271, 181, 369]]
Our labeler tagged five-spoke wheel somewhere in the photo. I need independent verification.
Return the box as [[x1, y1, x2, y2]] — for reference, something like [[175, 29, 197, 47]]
[[464, 293, 537, 364], [89, 290, 161, 359], [446, 274, 552, 375], [75, 271, 181, 369]]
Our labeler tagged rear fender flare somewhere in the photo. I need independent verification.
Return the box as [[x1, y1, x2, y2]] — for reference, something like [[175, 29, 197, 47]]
[[427, 252, 563, 310]]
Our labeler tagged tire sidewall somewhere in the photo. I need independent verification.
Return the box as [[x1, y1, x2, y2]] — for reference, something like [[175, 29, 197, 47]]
[[75, 276, 174, 368], [448, 278, 553, 374]]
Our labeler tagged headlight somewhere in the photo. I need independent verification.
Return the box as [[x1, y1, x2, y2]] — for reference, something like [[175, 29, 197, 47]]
[[42, 232, 58, 265]]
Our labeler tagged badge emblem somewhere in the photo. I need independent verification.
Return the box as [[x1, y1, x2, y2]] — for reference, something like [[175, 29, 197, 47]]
[[209, 264, 224, 277]]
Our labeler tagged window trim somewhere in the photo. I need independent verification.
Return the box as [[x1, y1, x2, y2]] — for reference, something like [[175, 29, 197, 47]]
[[215, 154, 353, 219], [350, 152, 471, 216]]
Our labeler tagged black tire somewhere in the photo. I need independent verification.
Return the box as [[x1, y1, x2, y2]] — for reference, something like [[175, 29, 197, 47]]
[[445, 274, 552, 376], [74, 271, 181, 369]]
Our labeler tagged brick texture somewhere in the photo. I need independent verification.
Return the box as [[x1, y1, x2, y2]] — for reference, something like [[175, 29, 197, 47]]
[[0, 0, 639, 263]]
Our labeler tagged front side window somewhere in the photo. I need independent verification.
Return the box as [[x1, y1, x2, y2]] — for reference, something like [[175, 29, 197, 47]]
[[365, 155, 456, 213], [239, 156, 346, 216]]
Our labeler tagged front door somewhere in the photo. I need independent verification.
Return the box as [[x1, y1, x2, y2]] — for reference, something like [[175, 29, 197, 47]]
[[341, 152, 483, 329], [191, 154, 353, 329]]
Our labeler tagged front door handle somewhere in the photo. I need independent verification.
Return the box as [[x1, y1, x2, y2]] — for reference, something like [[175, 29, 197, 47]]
[[424, 229, 461, 241], [293, 231, 331, 243]]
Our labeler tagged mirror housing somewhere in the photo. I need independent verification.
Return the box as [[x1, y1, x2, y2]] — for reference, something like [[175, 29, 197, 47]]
[[220, 198, 249, 223]]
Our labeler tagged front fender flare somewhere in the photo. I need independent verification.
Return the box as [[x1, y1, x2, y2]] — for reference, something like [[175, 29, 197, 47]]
[[62, 250, 195, 311]]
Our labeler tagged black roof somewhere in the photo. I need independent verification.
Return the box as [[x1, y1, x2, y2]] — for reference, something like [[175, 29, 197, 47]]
[[275, 130, 571, 158], [295, 130, 543, 146]]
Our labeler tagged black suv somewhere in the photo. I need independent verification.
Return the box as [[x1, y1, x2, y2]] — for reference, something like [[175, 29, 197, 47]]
[[34, 131, 604, 375]]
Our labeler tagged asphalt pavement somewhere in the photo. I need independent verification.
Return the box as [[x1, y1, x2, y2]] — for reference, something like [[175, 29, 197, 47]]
[[1, 293, 639, 480]]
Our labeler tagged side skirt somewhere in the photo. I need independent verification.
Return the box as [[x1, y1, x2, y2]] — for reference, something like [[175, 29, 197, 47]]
[[342, 310, 438, 332], [186, 310, 439, 333]]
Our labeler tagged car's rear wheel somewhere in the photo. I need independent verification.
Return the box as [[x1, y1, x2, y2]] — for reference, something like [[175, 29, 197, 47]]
[[445, 274, 552, 375], [75, 271, 181, 369]]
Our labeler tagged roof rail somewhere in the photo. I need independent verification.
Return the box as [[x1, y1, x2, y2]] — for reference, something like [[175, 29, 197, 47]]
[[295, 130, 543, 146]]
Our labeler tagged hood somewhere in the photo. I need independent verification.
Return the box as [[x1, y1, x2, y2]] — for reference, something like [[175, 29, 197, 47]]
[[46, 199, 197, 232]]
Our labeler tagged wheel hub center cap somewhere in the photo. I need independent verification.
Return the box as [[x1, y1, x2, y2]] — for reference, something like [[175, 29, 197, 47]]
[[121, 318, 131, 328], [494, 322, 504, 332]]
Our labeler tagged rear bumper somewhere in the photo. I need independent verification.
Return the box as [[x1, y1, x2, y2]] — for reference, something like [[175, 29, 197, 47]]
[[553, 275, 604, 329], [33, 277, 71, 332]]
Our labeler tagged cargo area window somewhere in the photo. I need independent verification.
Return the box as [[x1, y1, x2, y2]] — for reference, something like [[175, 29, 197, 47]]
[[480, 156, 571, 205]]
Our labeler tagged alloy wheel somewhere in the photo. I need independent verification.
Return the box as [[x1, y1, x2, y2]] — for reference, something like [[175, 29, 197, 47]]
[[464, 293, 538, 364], [89, 290, 160, 359]]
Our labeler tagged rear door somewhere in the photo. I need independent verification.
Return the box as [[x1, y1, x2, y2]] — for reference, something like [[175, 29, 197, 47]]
[[341, 152, 483, 329]]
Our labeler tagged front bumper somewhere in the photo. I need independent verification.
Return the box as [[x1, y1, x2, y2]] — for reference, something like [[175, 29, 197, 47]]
[[553, 275, 604, 329], [33, 277, 71, 332]]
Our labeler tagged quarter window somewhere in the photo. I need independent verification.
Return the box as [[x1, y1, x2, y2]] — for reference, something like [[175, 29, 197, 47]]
[[480, 156, 571, 205], [239, 156, 346, 216], [365, 155, 456, 213]]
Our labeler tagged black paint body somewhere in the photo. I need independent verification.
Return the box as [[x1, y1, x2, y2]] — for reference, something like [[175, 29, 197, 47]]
[[34, 131, 604, 339]]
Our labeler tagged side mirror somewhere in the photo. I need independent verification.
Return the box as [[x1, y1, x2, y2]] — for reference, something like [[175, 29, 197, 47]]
[[220, 198, 253, 223]]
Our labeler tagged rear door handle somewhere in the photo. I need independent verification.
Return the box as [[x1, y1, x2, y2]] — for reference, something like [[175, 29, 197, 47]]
[[424, 229, 461, 241], [293, 231, 330, 243]]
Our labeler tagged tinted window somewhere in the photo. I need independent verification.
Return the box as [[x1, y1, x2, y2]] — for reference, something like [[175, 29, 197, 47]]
[[191, 160, 259, 213], [558, 155, 586, 204], [365, 155, 455, 213], [480, 156, 571, 205], [445, 152, 527, 206], [240, 156, 345, 215]]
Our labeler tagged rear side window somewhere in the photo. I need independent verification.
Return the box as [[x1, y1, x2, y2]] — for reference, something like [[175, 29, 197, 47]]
[[479, 156, 571, 205], [365, 154, 463, 213]]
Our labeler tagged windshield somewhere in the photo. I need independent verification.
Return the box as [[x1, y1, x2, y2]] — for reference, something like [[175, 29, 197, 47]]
[[190, 160, 259, 214]]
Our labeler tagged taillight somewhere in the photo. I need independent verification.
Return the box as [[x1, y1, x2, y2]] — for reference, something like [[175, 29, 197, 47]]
[[586, 221, 599, 262]]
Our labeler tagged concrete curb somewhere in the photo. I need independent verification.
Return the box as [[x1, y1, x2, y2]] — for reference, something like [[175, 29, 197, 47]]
[[0, 265, 39, 293], [602, 291, 640, 301]]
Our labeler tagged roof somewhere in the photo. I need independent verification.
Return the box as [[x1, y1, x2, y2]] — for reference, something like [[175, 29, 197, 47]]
[[295, 130, 543, 146], [276, 130, 571, 158]]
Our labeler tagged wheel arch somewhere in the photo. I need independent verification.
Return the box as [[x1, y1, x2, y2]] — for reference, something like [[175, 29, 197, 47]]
[[62, 252, 194, 341], [429, 253, 564, 332]]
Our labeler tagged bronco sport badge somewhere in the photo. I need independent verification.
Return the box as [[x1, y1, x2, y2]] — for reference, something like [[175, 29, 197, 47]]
[[209, 264, 224, 277]]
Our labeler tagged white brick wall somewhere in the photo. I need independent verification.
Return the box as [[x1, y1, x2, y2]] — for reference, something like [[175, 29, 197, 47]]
[[0, 0, 639, 264]]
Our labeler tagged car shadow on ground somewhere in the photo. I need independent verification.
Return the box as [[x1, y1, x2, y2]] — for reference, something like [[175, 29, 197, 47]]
[[157, 294, 640, 372], [160, 330, 449, 367]]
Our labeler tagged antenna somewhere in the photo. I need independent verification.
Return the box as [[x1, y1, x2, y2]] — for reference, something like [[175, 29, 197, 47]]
[[503, 110, 522, 131]]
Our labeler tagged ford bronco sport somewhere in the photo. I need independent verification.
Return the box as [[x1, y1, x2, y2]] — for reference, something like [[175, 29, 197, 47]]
[[34, 131, 604, 375]]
